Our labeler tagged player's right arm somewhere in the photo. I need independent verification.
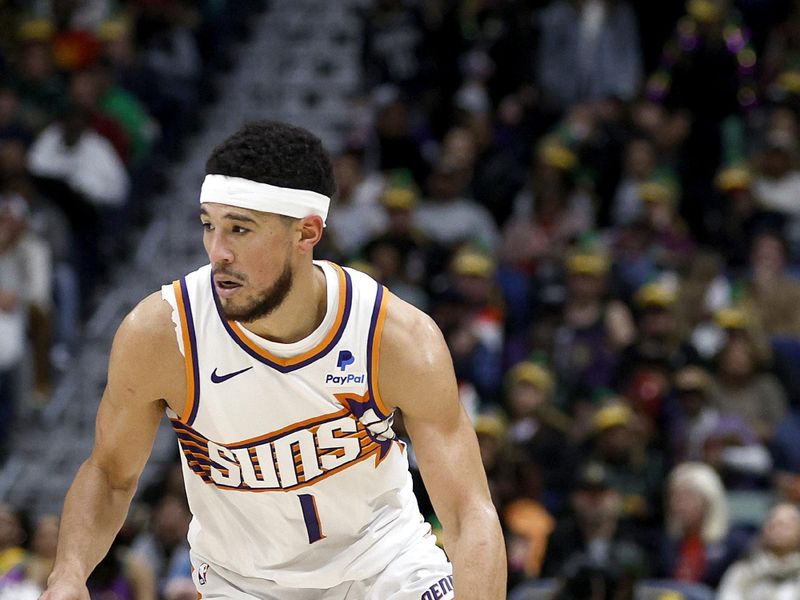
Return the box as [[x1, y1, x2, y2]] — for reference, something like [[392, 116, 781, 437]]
[[41, 292, 185, 600]]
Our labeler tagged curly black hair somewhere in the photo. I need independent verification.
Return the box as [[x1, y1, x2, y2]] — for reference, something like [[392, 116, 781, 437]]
[[205, 120, 335, 197]]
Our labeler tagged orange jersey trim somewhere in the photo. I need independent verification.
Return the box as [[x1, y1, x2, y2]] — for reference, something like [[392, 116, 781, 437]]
[[225, 262, 350, 367], [368, 286, 391, 417], [172, 279, 200, 424]]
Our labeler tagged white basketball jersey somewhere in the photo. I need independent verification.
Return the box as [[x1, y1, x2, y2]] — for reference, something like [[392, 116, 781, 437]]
[[161, 261, 430, 588]]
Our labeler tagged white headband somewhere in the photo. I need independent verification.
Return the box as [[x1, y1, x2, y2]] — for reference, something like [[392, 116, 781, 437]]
[[200, 174, 330, 225]]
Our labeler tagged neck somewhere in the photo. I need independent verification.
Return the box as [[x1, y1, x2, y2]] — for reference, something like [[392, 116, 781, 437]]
[[240, 261, 327, 343]]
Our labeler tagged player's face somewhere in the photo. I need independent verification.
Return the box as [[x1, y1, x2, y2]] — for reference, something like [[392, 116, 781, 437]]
[[201, 203, 295, 322]]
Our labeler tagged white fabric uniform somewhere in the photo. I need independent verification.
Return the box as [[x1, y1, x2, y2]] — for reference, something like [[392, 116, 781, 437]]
[[161, 261, 452, 597]]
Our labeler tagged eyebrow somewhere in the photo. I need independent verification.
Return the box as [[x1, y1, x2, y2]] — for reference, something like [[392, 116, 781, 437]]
[[200, 206, 258, 224]]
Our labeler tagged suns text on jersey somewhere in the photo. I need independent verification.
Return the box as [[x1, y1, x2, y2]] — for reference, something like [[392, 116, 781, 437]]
[[170, 409, 387, 491]]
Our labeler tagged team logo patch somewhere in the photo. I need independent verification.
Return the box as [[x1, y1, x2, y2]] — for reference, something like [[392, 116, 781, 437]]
[[325, 372, 365, 385], [336, 350, 355, 371], [171, 405, 395, 492], [197, 563, 209, 585], [326, 350, 364, 384]]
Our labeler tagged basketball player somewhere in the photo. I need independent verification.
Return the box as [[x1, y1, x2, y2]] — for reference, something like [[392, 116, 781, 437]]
[[41, 121, 506, 599]]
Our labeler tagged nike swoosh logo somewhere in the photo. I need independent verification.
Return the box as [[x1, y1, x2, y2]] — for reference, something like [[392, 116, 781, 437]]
[[210, 366, 253, 383]]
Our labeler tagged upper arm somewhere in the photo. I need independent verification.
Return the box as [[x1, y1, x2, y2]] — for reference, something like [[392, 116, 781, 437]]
[[88, 291, 185, 491], [378, 293, 494, 532]]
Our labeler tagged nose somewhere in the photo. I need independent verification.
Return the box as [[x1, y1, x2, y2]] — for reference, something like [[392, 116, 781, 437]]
[[206, 231, 234, 264]]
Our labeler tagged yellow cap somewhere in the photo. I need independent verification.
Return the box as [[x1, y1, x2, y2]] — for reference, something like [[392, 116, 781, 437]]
[[566, 253, 610, 276], [538, 141, 577, 171], [97, 18, 130, 42], [381, 187, 418, 210], [714, 307, 748, 330], [507, 362, 554, 394], [474, 413, 507, 438], [593, 402, 633, 432], [674, 365, 711, 392], [639, 180, 678, 204], [18, 18, 54, 41], [716, 165, 752, 191], [451, 250, 495, 278], [687, 0, 722, 23], [777, 70, 800, 95], [636, 282, 677, 308]]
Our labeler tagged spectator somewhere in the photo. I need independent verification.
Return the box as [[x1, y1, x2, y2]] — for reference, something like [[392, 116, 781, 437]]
[[740, 230, 800, 337], [448, 115, 526, 228], [415, 158, 498, 250], [91, 59, 160, 168], [751, 130, 800, 236], [504, 361, 574, 504], [440, 247, 504, 400], [500, 141, 593, 276], [582, 401, 664, 530], [0, 192, 51, 417], [27, 107, 129, 309], [131, 494, 192, 597], [68, 66, 130, 164], [666, 365, 771, 489], [327, 149, 386, 259], [0, 504, 26, 578], [0, 85, 34, 145], [364, 185, 442, 297], [711, 164, 780, 273], [134, 1, 202, 158], [674, 249, 732, 360], [0, 513, 59, 594], [659, 462, 751, 588], [552, 251, 635, 405], [540, 461, 649, 596], [359, 0, 426, 93], [27, 108, 129, 209], [718, 502, 800, 600], [10, 39, 67, 132], [708, 333, 788, 443], [611, 136, 659, 226], [370, 92, 429, 188], [537, 0, 643, 111], [87, 534, 156, 600], [637, 175, 695, 271], [616, 282, 699, 423], [666, 365, 721, 464]]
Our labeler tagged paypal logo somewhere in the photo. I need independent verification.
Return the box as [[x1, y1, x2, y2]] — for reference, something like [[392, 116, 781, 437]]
[[327, 351, 363, 385], [325, 373, 365, 384], [337, 350, 355, 371]]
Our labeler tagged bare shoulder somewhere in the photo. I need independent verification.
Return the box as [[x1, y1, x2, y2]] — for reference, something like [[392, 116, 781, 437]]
[[380, 292, 449, 371], [114, 291, 179, 347], [379, 293, 456, 414], [108, 291, 184, 409]]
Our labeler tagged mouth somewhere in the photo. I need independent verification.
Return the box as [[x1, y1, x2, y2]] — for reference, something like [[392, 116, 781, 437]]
[[214, 276, 243, 298]]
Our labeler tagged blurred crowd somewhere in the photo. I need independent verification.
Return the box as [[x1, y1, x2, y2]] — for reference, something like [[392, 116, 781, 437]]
[[0, 0, 263, 598], [326, 0, 800, 598], [0, 0, 266, 416], [2, 0, 800, 598]]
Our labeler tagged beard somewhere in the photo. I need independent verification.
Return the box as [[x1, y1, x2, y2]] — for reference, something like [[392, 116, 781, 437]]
[[217, 258, 294, 322]]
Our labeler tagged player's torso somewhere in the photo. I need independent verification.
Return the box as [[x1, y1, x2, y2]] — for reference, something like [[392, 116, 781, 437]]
[[162, 261, 426, 587]]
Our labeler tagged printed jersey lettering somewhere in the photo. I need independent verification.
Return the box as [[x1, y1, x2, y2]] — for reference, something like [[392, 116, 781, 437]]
[[171, 406, 394, 492], [420, 575, 455, 600]]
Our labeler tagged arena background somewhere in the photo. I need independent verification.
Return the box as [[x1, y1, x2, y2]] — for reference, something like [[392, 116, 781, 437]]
[[0, 0, 799, 598]]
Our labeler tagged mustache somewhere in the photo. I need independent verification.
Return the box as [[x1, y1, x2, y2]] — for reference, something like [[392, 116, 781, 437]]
[[212, 266, 247, 281]]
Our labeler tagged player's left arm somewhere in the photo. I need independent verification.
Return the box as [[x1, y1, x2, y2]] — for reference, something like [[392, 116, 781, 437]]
[[379, 293, 506, 600]]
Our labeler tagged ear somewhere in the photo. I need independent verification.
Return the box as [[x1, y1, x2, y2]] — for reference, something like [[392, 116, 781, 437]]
[[296, 215, 324, 253]]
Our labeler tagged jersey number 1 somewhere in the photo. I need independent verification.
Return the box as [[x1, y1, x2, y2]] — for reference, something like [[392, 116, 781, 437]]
[[298, 494, 325, 543]]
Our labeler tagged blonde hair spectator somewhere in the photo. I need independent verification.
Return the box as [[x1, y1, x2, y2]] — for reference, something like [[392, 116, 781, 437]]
[[668, 462, 729, 544]]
